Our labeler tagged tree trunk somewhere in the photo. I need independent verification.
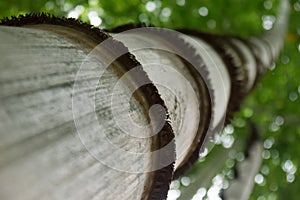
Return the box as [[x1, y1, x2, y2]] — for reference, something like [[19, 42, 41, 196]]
[[0, 0, 289, 199]]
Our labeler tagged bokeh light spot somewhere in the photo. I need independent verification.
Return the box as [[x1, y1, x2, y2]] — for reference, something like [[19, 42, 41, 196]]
[[198, 7, 208, 17]]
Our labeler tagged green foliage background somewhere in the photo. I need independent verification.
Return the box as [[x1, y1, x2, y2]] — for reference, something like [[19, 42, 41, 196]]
[[0, 0, 299, 199]]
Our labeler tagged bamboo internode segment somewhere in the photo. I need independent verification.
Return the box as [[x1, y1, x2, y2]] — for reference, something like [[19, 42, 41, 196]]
[[178, 34, 230, 130], [0, 16, 174, 200]]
